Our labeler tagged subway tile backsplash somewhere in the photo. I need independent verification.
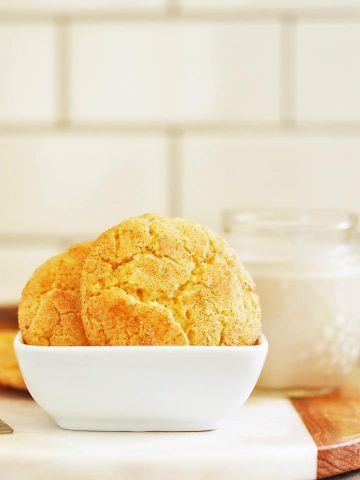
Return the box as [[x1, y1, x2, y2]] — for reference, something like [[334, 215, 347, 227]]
[[0, 134, 168, 236], [1, 1, 360, 248], [180, 0, 360, 10], [181, 135, 360, 231], [70, 22, 281, 124], [0, 24, 56, 124], [296, 23, 360, 123], [0, 0, 166, 13]]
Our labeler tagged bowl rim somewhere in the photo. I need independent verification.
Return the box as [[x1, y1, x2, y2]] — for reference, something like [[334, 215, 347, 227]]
[[14, 331, 268, 353]]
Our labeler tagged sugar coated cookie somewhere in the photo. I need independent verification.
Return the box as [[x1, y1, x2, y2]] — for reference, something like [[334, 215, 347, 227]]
[[81, 214, 261, 346], [19, 242, 91, 346]]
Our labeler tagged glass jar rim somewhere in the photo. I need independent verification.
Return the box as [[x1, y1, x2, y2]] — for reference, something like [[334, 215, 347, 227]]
[[223, 208, 358, 237]]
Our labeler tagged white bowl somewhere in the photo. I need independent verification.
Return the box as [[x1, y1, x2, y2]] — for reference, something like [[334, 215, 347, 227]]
[[14, 332, 268, 432]]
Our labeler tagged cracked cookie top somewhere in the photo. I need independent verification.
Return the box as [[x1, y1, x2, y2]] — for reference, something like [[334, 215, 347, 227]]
[[18, 242, 92, 346], [81, 213, 261, 346]]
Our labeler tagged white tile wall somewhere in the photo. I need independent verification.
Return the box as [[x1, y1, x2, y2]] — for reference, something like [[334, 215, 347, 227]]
[[1, 0, 358, 13], [181, 135, 360, 230], [0, 0, 166, 12], [0, 24, 56, 124], [0, 134, 168, 236], [296, 23, 360, 123], [70, 22, 281, 124], [180, 0, 360, 10], [0, 244, 62, 304], [1, 2, 360, 305]]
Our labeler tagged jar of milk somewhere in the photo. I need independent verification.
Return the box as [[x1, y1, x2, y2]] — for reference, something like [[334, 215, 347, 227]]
[[223, 209, 360, 396]]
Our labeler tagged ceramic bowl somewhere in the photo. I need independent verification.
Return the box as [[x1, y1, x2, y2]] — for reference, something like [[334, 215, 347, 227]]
[[14, 332, 268, 432]]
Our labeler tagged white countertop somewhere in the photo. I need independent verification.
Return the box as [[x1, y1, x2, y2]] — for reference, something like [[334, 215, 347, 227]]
[[0, 388, 317, 480]]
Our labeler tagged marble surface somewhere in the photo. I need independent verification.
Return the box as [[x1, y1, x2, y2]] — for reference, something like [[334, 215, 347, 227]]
[[0, 388, 317, 480]]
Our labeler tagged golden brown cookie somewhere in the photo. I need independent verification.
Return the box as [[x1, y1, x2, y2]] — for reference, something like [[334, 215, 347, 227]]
[[0, 329, 26, 390], [19, 242, 92, 346], [81, 214, 261, 346]]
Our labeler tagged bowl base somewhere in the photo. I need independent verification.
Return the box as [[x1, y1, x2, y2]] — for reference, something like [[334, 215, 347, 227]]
[[56, 418, 218, 432]]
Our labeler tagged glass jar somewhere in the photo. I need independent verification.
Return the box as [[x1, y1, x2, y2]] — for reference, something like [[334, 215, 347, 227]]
[[223, 209, 360, 397]]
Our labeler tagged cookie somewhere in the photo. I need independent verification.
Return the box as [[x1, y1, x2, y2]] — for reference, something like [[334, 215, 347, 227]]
[[19, 242, 92, 346], [81, 214, 261, 346], [0, 329, 26, 390]]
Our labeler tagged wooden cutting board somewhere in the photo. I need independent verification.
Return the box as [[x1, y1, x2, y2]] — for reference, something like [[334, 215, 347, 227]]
[[292, 367, 360, 479], [0, 305, 18, 329]]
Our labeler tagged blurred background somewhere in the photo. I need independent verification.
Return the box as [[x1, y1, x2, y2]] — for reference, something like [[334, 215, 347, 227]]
[[1, 0, 360, 304]]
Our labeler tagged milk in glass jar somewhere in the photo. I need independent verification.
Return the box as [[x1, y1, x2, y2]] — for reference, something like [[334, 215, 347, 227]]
[[223, 210, 360, 396]]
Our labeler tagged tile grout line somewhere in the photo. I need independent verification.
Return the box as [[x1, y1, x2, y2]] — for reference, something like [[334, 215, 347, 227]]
[[166, 129, 183, 218], [55, 16, 71, 129], [165, 0, 181, 16], [3, 123, 360, 136], [280, 15, 297, 130], [2, 11, 360, 22]]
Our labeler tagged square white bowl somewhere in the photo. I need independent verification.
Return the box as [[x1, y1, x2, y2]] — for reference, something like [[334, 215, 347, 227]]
[[14, 332, 268, 432]]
